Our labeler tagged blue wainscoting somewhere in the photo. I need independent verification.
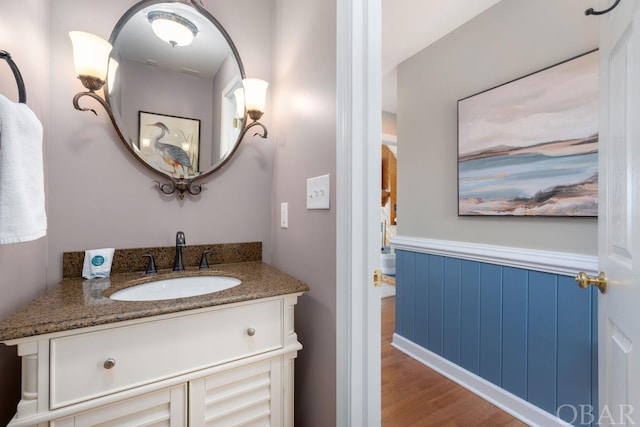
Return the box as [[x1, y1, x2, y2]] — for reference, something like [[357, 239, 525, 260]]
[[395, 249, 598, 426]]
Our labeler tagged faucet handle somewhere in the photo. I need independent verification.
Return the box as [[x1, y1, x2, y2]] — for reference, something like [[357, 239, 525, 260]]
[[142, 254, 157, 275], [176, 231, 186, 246], [199, 250, 214, 270]]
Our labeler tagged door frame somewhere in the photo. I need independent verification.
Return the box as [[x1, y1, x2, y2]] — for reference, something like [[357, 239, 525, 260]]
[[336, 0, 382, 425]]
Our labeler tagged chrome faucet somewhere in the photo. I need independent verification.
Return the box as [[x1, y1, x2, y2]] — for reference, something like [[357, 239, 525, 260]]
[[173, 231, 186, 271]]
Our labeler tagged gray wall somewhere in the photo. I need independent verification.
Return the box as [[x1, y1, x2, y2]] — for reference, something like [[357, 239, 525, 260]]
[[271, 0, 337, 425], [0, 1, 50, 425], [397, 0, 600, 254]]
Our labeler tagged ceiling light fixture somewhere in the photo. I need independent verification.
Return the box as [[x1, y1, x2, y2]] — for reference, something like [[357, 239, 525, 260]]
[[148, 11, 198, 47]]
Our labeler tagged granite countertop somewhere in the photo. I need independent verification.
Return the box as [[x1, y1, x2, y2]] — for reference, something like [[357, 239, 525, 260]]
[[0, 262, 309, 342]]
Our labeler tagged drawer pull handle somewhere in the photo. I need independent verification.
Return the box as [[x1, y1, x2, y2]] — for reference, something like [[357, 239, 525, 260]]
[[103, 358, 116, 369], [247, 328, 256, 336]]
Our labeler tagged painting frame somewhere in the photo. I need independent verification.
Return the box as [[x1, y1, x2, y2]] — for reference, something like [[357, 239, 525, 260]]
[[457, 50, 599, 217], [138, 111, 201, 178]]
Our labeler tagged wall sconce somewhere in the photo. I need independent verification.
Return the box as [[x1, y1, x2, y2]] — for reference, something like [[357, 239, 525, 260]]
[[69, 31, 112, 90], [148, 11, 198, 47], [69, 31, 113, 117], [238, 78, 268, 139]]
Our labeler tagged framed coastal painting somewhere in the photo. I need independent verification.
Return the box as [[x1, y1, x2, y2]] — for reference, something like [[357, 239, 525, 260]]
[[457, 50, 599, 217], [138, 111, 201, 178]]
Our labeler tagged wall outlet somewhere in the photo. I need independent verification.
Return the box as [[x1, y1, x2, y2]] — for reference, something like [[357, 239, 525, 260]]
[[307, 174, 330, 209]]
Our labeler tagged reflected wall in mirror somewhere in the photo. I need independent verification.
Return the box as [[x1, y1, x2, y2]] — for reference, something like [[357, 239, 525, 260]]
[[106, 0, 247, 197]]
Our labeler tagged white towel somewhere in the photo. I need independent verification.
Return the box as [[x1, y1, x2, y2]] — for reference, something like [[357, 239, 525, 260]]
[[0, 94, 46, 244]]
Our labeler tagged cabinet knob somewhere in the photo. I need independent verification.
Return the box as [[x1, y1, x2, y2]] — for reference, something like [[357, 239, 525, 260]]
[[247, 328, 256, 337], [103, 358, 116, 369]]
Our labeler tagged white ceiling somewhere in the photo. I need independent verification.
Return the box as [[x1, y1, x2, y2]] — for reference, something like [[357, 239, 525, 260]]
[[381, 0, 502, 113]]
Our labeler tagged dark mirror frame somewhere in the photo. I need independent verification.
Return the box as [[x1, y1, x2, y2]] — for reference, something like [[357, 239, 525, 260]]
[[106, 0, 247, 199]]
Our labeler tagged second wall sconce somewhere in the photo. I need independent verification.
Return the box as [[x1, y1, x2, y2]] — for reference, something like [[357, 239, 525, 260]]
[[238, 78, 268, 139]]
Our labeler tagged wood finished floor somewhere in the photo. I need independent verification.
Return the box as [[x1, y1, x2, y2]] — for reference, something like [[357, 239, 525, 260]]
[[381, 296, 528, 427]]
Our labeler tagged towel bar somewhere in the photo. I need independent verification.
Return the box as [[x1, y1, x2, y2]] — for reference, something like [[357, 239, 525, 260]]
[[0, 50, 27, 104]]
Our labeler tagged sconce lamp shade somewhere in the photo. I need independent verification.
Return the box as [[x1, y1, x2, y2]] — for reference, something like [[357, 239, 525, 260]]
[[242, 78, 268, 119], [148, 11, 198, 47], [69, 31, 112, 81]]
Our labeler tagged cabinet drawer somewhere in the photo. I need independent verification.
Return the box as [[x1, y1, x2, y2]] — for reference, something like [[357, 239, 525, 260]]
[[50, 300, 282, 409]]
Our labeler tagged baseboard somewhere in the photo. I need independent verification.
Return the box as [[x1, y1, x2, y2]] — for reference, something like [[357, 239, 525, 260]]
[[391, 334, 572, 427]]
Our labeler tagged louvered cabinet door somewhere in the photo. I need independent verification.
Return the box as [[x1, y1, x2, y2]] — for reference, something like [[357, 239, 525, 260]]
[[50, 384, 187, 427], [189, 357, 284, 427]]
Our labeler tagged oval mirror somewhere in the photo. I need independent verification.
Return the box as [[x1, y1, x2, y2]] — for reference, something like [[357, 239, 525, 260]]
[[106, 0, 246, 197]]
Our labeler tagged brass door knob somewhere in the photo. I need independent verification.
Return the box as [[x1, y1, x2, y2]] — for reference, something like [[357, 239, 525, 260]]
[[575, 271, 607, 294]]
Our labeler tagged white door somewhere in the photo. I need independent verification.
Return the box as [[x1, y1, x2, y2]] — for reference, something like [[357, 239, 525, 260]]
[[597, 0, 640, 425]]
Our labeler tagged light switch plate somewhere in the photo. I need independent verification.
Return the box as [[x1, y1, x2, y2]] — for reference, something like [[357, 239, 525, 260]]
[[307, 174, 330, 210], [280, 202, 288, 228]]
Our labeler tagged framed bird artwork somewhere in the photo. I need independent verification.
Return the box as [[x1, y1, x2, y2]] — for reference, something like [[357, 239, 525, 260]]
[[138, 111, 201, 178]]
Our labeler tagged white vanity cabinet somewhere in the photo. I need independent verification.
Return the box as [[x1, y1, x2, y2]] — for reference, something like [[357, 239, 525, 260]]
[[5, 294, 302, 427]]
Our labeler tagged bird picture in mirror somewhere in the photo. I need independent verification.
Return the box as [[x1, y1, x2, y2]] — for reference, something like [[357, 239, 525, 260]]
[[138, 111, 201, 178]]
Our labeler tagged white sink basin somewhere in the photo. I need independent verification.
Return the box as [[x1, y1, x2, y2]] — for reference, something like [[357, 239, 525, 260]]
[[109, 276, 241, 301]]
